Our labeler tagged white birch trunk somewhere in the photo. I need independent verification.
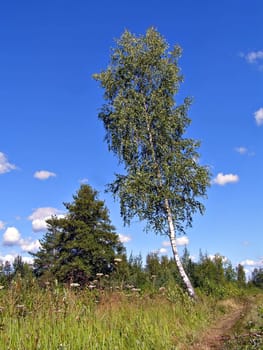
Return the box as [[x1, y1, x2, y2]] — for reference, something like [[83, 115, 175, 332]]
[[144, 112, 196, 299], [164, 199, 197, 300]]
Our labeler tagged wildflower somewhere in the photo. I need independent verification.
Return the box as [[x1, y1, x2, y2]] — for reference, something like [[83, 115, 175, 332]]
[[70, 283, 80, 288], [125, 284, 135, 289], [114, 258, 122, 263], [88, 284, 96, 290], [96, 273, 103, 277]]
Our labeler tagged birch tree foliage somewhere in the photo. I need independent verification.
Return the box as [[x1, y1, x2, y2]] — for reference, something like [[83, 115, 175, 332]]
[[93, 28, 210, 236]]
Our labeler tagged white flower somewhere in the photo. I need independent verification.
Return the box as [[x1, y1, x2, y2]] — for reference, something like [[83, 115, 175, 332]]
[[70, 283, 80, 288]]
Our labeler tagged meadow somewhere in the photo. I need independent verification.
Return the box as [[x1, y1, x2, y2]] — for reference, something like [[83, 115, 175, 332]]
[[0, 278, 226, 350]]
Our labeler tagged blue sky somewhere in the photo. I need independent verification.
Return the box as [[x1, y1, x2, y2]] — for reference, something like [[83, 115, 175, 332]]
[[0, 0, 262, 275]]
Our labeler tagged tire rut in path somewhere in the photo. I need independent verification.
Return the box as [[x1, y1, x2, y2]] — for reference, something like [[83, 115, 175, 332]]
[[189, 299, 248, 350]]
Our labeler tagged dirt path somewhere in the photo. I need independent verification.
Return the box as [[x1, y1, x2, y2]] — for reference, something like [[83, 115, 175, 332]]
[[189, 299, 250, 350]]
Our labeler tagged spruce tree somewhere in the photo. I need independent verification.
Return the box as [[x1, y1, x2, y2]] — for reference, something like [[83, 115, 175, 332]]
[[32, 184, 124, 284]]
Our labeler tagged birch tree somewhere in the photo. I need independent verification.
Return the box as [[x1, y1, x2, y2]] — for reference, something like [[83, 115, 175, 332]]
[[93, 28, 210, 299]]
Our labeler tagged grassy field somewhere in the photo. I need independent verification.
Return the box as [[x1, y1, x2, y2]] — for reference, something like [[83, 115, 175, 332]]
[[0, 279, 229, 350]]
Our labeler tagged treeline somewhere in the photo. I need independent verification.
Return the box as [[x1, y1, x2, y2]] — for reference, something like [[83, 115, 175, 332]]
[[0, 183, 262, 298], [115, 250, 263, 296], [0, 248, 262, 298]]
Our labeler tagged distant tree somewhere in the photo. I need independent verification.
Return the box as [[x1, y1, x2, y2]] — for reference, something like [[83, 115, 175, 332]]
[[251, 268, 263, 288], [146, 252, 161, 277], [31, 184, 124, 284], [212, 254, 225, 285], [13, 255, 22, 273], [110, 252, 130, 288], [0, 260, 5, 285], [145, 253, 184, 289], [193, 253, 227, 296], [3, 261, 12, 276], [2, 260, 12, 284], [13, 255, 33, 279], [94, 28, 210, 299], [236, 264, 246, 287], [159, 255, 179, 286], [126, 253, 146, 287], [181, 247, 196, 283], [224, 261, 237, 283], [13, 255, 25, 276]]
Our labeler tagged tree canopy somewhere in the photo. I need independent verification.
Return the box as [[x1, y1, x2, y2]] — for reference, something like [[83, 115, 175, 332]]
[[32, 184, 124, 284], [94, 28, 210, 298]]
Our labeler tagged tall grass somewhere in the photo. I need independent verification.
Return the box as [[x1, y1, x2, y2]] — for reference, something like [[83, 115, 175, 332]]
[[0, 278, 224, 350]]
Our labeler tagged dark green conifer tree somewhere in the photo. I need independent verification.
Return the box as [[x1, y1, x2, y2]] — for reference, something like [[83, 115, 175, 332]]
[[32, 184, 124, 284]]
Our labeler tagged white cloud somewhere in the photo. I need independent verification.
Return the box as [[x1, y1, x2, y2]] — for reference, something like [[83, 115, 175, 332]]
[[176, 236, 189, 246], [208, 254, 228, 263], [19, 239, 41, 253], [158, 247, 168, 254], [31, 219, 49, 232], [118, 234, 131, 243], [212, 172, 239, 186], [0, 221, 5, 230], [235, 146, 248, 155], [29, 207, 61, 220], [190, 255, 197, 262], [79, 178, 89, 184], [34, 170, 56, 180], [240, 259, 263, 267], [245, 50, 263, 64], [151, 247, 167, 255], [235, 147, 255, 156], [3, 227, 41, 252], [0, 152, 16, 174], [162, 236, 189, 247], [0, 254, 16, 264], [254, 108, 263, 126], [3, 227, 21, 246], [0, 254, 34, 265], [21, 256, 34, 265], [28, 207, 63, 232]]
